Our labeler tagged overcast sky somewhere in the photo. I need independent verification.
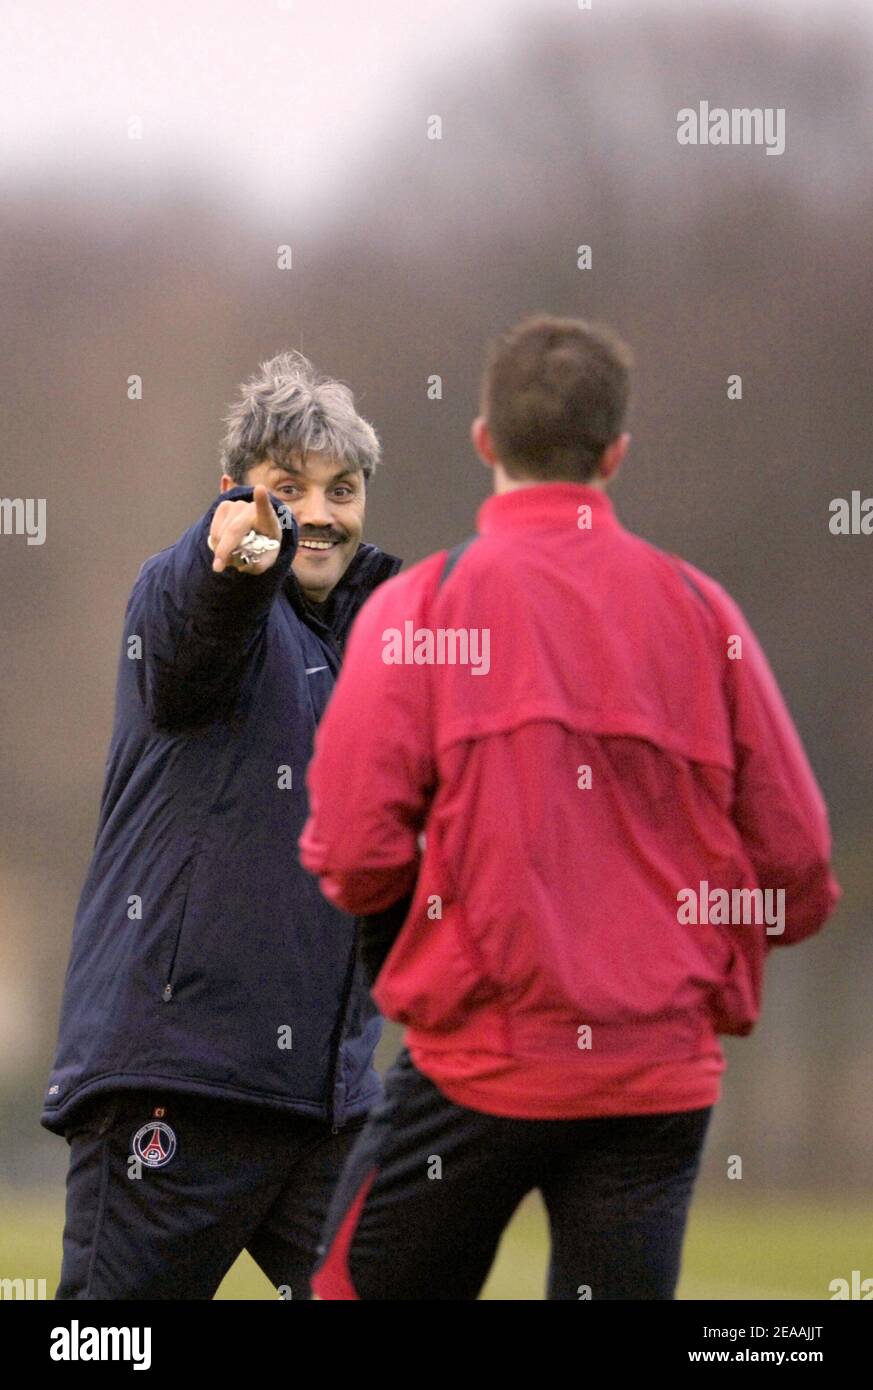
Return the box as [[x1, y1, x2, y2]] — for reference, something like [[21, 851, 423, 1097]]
[[1, 0, 867, 216]]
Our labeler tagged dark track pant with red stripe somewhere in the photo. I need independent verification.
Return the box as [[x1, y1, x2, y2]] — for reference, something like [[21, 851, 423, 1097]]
[[313, 1048, 712, 1300]]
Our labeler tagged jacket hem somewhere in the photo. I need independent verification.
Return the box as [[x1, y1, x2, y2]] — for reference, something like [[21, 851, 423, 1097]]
[[41, 1070, 381, 1136], [406, 1029, 725, 1120]]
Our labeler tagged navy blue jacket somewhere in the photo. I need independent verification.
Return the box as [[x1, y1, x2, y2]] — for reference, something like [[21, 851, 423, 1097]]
[[42, 487, 402, 1136]]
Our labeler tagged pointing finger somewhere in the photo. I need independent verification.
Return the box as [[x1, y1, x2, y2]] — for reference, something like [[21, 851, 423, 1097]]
[[253, 484, 281, 539]]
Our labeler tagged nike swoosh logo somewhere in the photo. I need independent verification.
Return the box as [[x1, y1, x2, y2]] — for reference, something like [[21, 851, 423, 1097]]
[[305, 666, 329, 675]]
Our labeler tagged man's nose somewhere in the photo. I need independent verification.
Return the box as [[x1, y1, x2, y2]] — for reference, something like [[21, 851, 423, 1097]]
[[294, 491, 333, 531]]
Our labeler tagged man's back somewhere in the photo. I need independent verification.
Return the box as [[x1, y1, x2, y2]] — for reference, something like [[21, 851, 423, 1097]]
[[301, 314, 841, 1301], [302, 482, 839, 1119]]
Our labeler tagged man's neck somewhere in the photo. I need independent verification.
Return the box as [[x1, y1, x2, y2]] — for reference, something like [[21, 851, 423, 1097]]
[[493, 466, 606, 494], [302, 591, 334, 617]]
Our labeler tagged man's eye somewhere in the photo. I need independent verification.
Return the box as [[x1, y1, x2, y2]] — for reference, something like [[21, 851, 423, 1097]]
[[333, 487, 354, 498]]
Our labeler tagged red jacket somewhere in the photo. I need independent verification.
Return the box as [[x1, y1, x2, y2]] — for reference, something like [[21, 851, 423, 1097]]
[[300, 484, 841, 1118]]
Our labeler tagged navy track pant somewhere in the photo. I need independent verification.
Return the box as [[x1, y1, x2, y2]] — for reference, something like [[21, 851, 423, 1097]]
[[56, 1090, 368, 1300]]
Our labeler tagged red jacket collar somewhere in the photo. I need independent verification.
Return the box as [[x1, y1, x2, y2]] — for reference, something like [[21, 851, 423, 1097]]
[[477, 482, 618, 536]]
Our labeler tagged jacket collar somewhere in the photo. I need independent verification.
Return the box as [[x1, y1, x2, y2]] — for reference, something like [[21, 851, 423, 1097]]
[[285, 541, 402, 649], [477, 482, 619, 536]]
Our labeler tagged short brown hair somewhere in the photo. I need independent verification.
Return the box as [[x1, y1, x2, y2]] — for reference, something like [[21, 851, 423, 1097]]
[[481, 315, 633, 482]]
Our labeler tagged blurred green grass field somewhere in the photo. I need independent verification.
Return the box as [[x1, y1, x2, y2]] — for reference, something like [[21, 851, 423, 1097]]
[[2, 1188, 869, 1300]]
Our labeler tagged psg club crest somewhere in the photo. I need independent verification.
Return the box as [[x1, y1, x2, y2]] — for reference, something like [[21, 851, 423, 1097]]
[[132, 1120, 177, 1169]]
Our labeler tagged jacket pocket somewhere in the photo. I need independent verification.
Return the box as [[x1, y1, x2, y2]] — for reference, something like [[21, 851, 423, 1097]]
[[161, 854, 201, 1001], [373, 825, 501, 1032], [374, 896, 499, 1031], [705, 921, 766, 1036]]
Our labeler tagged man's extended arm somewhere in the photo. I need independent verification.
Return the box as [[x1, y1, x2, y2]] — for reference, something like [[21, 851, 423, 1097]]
[[130, 484, 296, 732]]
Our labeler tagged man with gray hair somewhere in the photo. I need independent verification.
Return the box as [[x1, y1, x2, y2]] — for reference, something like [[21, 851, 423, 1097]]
[[42, 351, 401, 1300]]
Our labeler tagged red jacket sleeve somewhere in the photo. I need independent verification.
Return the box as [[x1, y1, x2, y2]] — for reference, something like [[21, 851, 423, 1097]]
[[299, 555, 443, 915], [682, 563, 841, 947]]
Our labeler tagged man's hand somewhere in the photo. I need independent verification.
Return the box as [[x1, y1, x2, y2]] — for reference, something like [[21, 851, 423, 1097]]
[[208, 485, 284, 574]]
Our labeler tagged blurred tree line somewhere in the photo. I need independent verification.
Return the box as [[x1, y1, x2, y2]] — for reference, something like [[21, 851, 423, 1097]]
[[1, 5, 870, 1187]]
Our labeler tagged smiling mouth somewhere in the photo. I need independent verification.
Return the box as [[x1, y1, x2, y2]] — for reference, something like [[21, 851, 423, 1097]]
[[298, 538, 341, 553]]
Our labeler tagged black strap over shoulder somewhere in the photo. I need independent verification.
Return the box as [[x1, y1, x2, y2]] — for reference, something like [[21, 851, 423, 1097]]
[[438, 537, 476, 589], [676, 564, 713, 613]]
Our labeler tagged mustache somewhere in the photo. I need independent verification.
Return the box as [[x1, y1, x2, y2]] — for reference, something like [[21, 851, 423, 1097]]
[[297, 530, 346, 544]]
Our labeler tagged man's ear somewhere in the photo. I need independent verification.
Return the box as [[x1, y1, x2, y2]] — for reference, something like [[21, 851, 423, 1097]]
[[219, 473, 236, 493], [471, 417, 498, 470], [598, 432, 631, 483]]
